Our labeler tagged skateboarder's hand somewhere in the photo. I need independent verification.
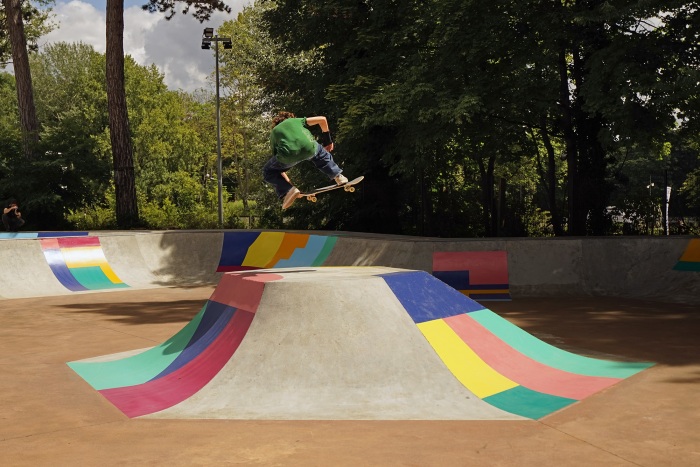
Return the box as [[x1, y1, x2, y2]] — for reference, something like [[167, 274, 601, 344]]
[[324, 143, 334, 152]]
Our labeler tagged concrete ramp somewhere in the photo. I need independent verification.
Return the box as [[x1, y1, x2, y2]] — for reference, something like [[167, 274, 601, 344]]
[[68, 267, 652, 420]]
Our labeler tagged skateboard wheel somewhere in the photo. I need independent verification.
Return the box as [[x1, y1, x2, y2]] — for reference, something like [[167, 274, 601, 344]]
[[345, 186, 355, 193], [309, 196, 317, 202]]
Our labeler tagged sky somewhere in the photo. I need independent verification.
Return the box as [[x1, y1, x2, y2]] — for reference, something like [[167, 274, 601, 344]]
[[34, 0, 250, 92]]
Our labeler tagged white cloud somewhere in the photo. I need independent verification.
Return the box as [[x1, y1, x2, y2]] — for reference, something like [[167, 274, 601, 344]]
[[42, 1, 107, 51], [36, 0, 249, 92]]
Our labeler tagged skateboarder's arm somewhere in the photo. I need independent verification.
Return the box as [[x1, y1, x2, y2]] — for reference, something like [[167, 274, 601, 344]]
[[305, 116, 329, 132], [306, 116, 334, 151]]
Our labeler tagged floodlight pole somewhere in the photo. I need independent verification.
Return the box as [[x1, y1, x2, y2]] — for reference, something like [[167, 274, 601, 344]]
[[201, 29, 231, 227], [215, 38, 223, 227]]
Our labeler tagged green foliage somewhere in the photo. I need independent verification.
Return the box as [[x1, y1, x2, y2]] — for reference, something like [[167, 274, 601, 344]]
[[3, 0, 700, 236], [0, 0, 54, 62]]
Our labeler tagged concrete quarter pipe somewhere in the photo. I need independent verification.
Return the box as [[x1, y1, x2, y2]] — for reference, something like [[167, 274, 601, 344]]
[[68, 267, 652, 420]]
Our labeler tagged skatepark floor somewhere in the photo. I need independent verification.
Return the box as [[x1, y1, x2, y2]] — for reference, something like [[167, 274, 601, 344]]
[[1, 286, 699, 466]]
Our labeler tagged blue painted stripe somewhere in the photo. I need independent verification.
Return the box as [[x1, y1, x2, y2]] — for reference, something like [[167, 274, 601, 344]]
[[43, 248, 87, 291], [218, 232, 261, 269], [151, 300, 235, 380], [276, 235, 328, 267], [381, 271, 485, 323], [433, 270, 471, 290], [37, 231, 89, 237]]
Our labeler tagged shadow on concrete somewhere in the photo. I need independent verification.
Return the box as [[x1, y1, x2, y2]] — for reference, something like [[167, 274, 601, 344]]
[[151, 230, 225, 287], [488, 296, 700, 371], [57, 299, 203, 326]]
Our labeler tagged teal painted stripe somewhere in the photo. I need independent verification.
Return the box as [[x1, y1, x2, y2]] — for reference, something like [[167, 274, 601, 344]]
[[70, 266, 127, 290], [68, 304, 207, 390], [673, 261, 700, 272], [311, 236, 337, 266], [470, 309, 653, 378], [484, 386, 576, 419]]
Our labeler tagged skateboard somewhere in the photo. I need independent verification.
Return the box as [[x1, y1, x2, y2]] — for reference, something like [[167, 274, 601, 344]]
[[300, 176, 364, 203]]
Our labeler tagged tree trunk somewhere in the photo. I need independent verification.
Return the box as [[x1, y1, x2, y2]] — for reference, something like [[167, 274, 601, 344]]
[[557, 45, 581, 235], [4, 0, 40, 160], [106, 0, 139, 228], [477, 154, 496, 236], [538, 116, 564, 235]]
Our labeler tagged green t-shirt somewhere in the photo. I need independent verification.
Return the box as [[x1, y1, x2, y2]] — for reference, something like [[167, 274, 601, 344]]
[[270, 117, 318, 164]]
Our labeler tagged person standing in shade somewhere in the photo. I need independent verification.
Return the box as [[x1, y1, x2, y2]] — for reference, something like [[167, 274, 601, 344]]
[[263, 111, 348, 209], [2, 199, 25, 231]]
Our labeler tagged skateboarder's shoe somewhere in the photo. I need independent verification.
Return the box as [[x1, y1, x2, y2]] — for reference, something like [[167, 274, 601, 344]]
[[334, 174, 348, 185], [282, 187, 300, 210]]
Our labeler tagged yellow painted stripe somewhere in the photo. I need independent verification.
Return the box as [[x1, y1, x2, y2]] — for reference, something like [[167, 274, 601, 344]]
[[99, 264, 124, 284], [417, 319, 518, 398], [63, 246, 108, 268], [242, 232, 284, 267], [680, 239, 700, 262]]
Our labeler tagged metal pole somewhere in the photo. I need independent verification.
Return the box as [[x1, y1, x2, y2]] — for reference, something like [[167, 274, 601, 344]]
[[215, 38, 223, 227]]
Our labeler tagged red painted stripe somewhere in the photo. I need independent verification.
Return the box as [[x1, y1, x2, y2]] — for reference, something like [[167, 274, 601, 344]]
[[210, 271, 283, 312], [99, 309, 255, 418], [57, 236, 101, 248], [433, 251, 509, 284], [216, 265, 260, 272], [444, 314, 621, 400]]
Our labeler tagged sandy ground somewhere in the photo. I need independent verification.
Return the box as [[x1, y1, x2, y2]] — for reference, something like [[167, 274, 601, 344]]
[[1, 287, 698, 466]]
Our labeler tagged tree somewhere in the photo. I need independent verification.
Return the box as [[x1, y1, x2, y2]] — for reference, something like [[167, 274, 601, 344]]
[[1, 0, 50, 159], [105, 0, 230, 228], [0, 0, 52, 63], [218, 7, 275, 215]]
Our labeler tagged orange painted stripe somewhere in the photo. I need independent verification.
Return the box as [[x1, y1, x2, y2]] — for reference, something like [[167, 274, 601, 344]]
[[264, 233, 309, 268], [679, 239, 700, 262]]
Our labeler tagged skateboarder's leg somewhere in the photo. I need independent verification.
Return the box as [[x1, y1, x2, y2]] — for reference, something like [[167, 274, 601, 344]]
[[309, 144, 345, 183], [263, 157, 295, 198]]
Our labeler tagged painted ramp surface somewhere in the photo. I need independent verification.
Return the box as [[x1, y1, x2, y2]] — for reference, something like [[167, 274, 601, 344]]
[[68, 267, 652, 420]]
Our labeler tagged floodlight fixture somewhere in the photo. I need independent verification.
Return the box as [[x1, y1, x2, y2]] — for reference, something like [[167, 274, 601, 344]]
[[223, 40, 232, 50], [203, 27, 214, 38]]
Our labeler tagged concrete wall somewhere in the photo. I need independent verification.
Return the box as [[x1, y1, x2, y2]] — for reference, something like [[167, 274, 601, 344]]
[[0, 230, 698, 303]]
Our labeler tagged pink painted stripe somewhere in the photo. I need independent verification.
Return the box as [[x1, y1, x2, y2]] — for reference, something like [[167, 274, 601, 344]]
[[444, 314, 622, 400], [40, 238, 60, 250], [209, 271, 283, 312], [99, 309, 255, 418], [58, 236, 101, 248]]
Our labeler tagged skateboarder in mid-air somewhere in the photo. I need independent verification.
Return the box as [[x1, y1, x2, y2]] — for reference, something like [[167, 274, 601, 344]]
[[263, 111, 348, 209]]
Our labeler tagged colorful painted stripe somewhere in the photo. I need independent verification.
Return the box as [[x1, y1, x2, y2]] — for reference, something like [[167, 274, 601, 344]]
[[68, 271, 283, 418], [70, 267, 652, 420], [40, 237, 128, 291], [468, 309, 654, 379], [382, 270, 652, 419], [381, 271, 486, 322], [99, 308, 254, 418], [433, 251, 512, 301], [673, 238, 700, 271], [0, 231, 89, 240], [217, 231, 337, 272]]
